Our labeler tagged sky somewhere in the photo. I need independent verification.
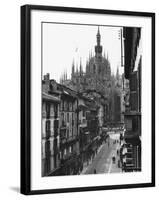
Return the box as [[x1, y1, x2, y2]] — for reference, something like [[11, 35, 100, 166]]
[[42, 23, 124, 83]]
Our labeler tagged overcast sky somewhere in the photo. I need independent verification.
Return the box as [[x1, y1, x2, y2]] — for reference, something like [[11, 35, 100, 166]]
[[42, 23, 124, 83]]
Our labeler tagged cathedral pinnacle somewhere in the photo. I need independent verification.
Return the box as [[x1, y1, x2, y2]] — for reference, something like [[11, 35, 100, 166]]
[[79, 58, 83, 76], [95, 26, 102, 57], [72, 59, 75, 76], [96, 26, 101, 46]]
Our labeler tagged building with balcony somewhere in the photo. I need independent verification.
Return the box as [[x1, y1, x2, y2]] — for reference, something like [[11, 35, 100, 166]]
[[57, 84, 80, 175], [42, 91, 60, 176], [42, 74, 80, 175], [123, 27, 142, 172]]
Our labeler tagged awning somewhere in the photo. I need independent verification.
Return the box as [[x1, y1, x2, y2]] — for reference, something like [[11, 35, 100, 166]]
[[124, 131, 141, 145]]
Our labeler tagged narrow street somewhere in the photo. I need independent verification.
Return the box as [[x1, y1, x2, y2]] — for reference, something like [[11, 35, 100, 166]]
[[81, 133, 122, 174]]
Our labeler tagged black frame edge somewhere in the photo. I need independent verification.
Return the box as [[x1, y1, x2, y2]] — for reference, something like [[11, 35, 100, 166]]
[[20, 4, 155, 195], [22, 4, 155, 17], [27, 183, 154, 195], [151, 13, 155, 187], [20, 5, 31, 195]]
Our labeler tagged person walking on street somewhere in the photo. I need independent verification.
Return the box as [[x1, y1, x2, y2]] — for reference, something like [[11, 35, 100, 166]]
[[94, 169, 97, 174]]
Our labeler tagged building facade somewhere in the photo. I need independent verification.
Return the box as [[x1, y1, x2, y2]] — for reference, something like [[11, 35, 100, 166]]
[[123, 27, 142, 172], [42, 90, 60, 176], [58, 84, 80, 175], [42, 74, 81, 175]]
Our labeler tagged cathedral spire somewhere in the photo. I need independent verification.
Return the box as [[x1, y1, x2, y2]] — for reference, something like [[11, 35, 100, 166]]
[[65, 70, 67, 80], [61, 73, 64, 84], [76, 62, 78, 75], [63, 72, 66, 81], [79, 58, 83, 76], [86, 59, 89, 73], [97, 26, 101, 46], [71, 59, 75, 77], [95, 26, 102, 57], [116, 66, 120, 80]]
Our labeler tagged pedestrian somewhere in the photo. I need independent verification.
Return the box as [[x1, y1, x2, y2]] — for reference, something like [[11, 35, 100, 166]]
[[112, 156, 116, 163], [118, 160, 120, 168], [94, 169, 97, 174]]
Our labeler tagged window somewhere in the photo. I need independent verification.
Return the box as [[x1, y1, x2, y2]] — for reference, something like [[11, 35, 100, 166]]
[[130, 72, 137, 91], [61, 113, 65, 126], [125, 118, 132, 131], [54, 155, 57, 169], [46, 120, 50, 137], [62, 100, 64, 110], [83, 110, 86, 117], [45, 140, 50, 157], [54, 104, 57, 113], [130, 92, 138, 111], [67, 113, 69, 123], [69, 102, 72, 111], [72, 102, 74, 111], [46, 103, 50, 118], [54, 104, 58, 118], [132, 116, 139, 132], [67, 102, 69, 111], [64, 148, 67, 155], [69, 146, 72, 153]]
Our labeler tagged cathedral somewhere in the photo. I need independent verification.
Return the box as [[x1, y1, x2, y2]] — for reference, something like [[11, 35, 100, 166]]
[[69, 27, 112, 96], [60, 27, 123, 123]]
